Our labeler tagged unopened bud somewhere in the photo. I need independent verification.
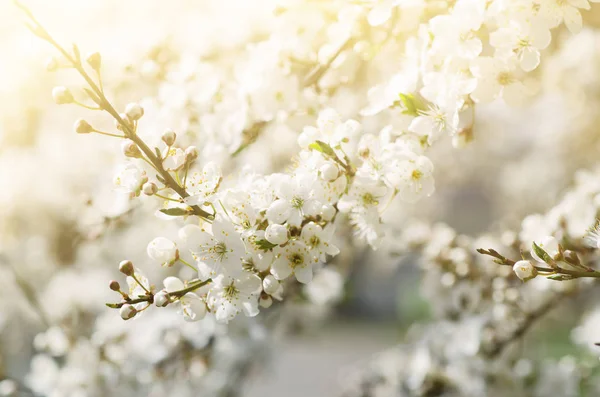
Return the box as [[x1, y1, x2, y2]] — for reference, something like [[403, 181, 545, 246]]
[[513, 260, 537, 282], [259, 294, 273, 308], [320, 163, 339, 181], [119, 260, 134, 276], [185, 146, 198, 162], [162, 129, 177, 146], [262, 275, 280, 295], [154, 290, 169, 307], [121, 139, 142, 158], [52, 86, 74, 105], [265, 224, 288, 245], [125, 103, 144, 121], [45, 57, 59, 72], [142, 182, 158, 196], [74, 118, 93, 134], [320, 204, 336, 222], [109, 280, 121, 291], [86, 52, 102, 70], [563, 250, 581, 266], [119, 304, 137, 320]]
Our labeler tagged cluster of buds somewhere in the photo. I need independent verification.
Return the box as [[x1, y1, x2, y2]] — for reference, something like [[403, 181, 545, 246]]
[[479, 235, 600, 283]]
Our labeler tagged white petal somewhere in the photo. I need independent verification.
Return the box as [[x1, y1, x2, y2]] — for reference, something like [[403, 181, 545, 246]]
[[519, 47, 540, 72], [563, 7, 583, 33], [368, 3, 392, 26], [271, 257, 292, 280], [294, 265, 313, 284]]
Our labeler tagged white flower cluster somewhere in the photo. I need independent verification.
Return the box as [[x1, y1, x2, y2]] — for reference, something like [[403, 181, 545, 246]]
[[114, 108, 434, 324]]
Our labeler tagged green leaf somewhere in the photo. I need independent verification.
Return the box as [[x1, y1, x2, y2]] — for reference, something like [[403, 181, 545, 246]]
[[255, 239, 278, 251], [308, 140, 336, 157], [159, 208, 190, 217], [400, 93, 419, 117], [532, 242, 553, 264], [547, 274, 573, 281]]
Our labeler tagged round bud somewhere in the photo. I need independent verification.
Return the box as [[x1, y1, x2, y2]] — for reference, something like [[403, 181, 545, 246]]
[[45, 57, 59, 72], [109, 280, 121, 291], [262, 275, 280, 295], [265, 224, 288, 245], [119, 260, 134, 276], [125, 103, 144, 121], [86, 52, 102, 70], [320, 204, 336, 222], [563, 250, 581, 266], [142, 182, 158, 196], [119, 304, 137, 320], [185, 146, 198, 163], [154, 290, 170, 307], [52, 86, 74, 105], [74, 119, 93, 134], [320, 163, 339, 181], [512, 260, 537, 282], [121, 139, 142, 158], [162, 129, 177, 146], [259, 295, 273, 308]]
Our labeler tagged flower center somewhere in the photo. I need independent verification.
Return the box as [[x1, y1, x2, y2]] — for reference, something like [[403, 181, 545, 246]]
[[223, 282, 239, 299], [309, 235, 320, 248], [289, 253, 305, 268], [291, 196, 304, 210], [214, 242, 228, 261], [497, 72, 514, 86], [361, 192, 378, 206], [242, 257, 257, 273], [412, 169, 423, 180]]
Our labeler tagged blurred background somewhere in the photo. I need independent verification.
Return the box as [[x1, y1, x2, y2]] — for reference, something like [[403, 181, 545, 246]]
[[3, 1, 600, 396]]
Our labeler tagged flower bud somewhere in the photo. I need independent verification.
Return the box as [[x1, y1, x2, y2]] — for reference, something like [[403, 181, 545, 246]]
[[259, 294, 273, 308], [86, 52, 102, 70], [563, 250, 581, 266], [119, 304, 137, 320], [265, 224, 288, 245], [142, 182, 158, 196], [162, 129, 177, 146], [52, 86, 74, 105], [163, 276, 185, 292], [45, 57, 59, 72], [74, 118, 93, 134], [121, 139, 142, 158], [119, 260, 134, 276], [320, 204, 336, 221], [512, 260, 537, 282], [109, 280, 121, 291], [320, 163, 339, 181], [147, 237, 179, 267], [154, 290, 170, 307], [262, 275, 280, 295], [185, 146, 198, 162], [125, 103, 144, 121]]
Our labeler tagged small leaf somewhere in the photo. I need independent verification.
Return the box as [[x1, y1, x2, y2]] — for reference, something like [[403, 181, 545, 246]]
[[159, 208, 189, 217], [399, 93, 419, 116], [308, 140, 336, 157], [105, 302, 120, 309], [532, 242, 553, 264], [255, 239, 278, 251], [154, 147, 162, 159], [546, 274, 573, 281], [156, 174, 166, 184]]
